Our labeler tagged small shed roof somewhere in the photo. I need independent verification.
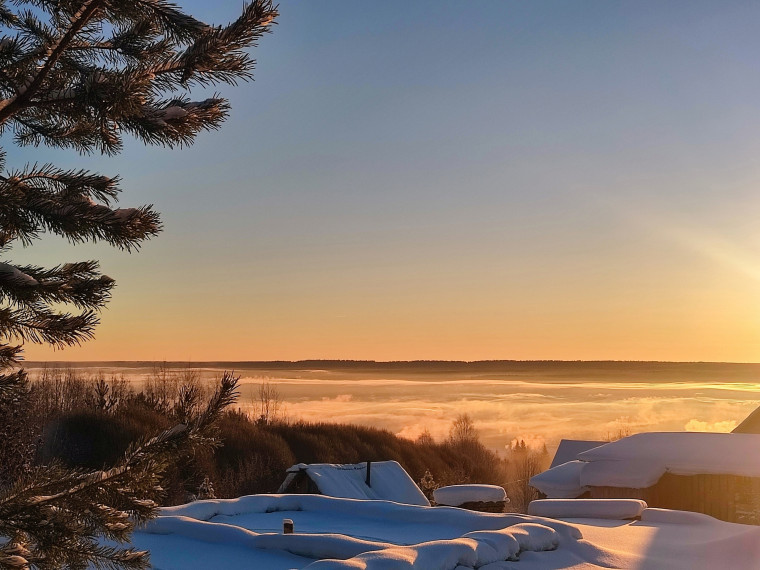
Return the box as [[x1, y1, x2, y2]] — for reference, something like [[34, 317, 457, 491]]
[[733, 405, 760, 434], [282, 461, 430, 506]]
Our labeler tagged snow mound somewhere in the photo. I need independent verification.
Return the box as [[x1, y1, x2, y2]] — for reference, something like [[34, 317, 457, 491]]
[[641, 508, 722, 525], [528, 499, 647, 520], [159, 494, 581, 541], [461, 528, 520, 563], [302, 523, 558, 569], [433, 484, 507, 506], [130, 494, 760, 569], [508, 523, 559, 551], [255, 533, 389, 560]]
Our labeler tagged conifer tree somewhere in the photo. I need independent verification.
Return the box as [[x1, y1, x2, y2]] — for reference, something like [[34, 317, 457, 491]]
[[0, 0, 277, 567]]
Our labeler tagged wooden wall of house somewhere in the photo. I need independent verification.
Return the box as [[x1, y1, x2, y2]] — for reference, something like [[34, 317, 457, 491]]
[[588, 474, 760, 524], [282, 472, 322, 495]]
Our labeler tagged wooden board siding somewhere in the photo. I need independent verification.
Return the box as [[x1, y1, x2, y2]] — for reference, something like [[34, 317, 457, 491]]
[[280, 472, 321, 495], [588, 474, 760, 524]]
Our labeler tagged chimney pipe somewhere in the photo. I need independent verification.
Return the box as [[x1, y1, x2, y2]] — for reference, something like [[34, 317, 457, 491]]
[[365, 461, 371, 487]]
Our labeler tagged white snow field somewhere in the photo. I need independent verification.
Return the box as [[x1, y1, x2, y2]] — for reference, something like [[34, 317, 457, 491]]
[[127, 494, 760, 569]]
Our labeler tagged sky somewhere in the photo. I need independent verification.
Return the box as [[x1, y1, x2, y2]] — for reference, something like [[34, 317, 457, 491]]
[[11, 1, 760, 362]]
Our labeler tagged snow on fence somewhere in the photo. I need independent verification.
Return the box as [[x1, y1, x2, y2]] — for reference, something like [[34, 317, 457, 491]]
[[528, 499, 647, 520]]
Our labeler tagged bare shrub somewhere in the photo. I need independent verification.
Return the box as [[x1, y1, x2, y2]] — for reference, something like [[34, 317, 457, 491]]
[[254, 377, 283, 425], [416, 428, 435, 445], [31, 367, 90, 417], [0, 372, 37, 486]]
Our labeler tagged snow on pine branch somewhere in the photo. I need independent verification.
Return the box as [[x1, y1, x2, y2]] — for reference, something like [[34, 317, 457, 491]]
[[0, 263, 38, 287]]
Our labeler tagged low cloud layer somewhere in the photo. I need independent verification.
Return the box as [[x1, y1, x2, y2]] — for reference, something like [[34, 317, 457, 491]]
[[28, 366, 759, 454], [235, 374, 760, 453]]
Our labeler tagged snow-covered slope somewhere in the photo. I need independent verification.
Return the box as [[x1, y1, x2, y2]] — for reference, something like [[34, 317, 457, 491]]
[[127, 494, 760, 569]]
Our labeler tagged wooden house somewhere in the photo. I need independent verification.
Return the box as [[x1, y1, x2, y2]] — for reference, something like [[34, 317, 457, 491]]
[[277, 460, 430, 506], [530, 432, 760, 524]]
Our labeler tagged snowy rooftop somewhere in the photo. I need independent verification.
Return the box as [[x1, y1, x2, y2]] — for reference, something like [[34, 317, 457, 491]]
[[282, 461, 430, 506], [578, 432, 760, 478], [127, 494, 760, 569], [433, 484, 507, 506], [532, 432, 760, 496], [550, 439, 605, 468]]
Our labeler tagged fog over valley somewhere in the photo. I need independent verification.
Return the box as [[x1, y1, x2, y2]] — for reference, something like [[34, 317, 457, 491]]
[[26, 361, 760, 453]]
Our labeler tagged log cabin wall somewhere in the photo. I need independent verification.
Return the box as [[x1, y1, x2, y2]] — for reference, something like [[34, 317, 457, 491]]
[[588, 474, 760, 524]]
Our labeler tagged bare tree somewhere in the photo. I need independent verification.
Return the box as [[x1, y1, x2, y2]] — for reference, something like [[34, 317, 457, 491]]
[[449, 413, 478, 444], [255, 377, 282, 425]]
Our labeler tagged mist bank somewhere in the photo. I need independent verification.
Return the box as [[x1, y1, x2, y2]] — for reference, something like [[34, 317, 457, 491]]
[[23, 362, 760, 454]]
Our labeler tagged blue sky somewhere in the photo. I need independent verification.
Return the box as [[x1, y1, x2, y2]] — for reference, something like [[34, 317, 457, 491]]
[[15, 1, 760, 361]]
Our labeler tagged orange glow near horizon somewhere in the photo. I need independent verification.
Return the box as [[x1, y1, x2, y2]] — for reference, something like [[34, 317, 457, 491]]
[[21, 260, 760, 362], [14, 2, 760, 365]]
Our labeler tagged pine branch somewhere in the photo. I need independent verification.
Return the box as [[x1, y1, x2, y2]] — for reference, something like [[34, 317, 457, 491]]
[[0, 306, 99, 347], [148, 0, 277, 86], [0, 345, 22, 369], [0, 170, 161, 249], [119, 0, 206, 42], [0, 0, 277, 566], [0, 0, 106, 124], [0, 369, 26, 399], [0, 373, 240, 569], [0, 260, 115, 311]]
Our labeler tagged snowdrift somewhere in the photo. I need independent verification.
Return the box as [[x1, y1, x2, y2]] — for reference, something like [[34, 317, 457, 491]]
[[126, 494, 760, 569]]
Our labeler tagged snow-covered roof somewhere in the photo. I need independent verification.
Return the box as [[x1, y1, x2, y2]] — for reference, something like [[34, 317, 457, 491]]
[[549, 439, 605, 468], [530, 460, 587, 498], [433, 484, 507, 506], [578, 432, 760, 480], [531, 432, 760, 496], [284, 461, 430, 506]]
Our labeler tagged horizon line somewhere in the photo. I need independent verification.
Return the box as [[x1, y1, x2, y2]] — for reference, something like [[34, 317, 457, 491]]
[[20, 359, 760, 366]]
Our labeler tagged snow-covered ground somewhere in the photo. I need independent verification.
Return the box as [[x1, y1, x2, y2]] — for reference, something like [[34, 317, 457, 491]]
[[128, 494, 760, 569]]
